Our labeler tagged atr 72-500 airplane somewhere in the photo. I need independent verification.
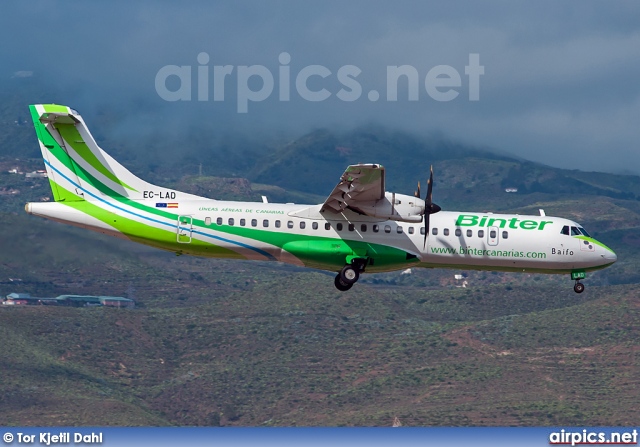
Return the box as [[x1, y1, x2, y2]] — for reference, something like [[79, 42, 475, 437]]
[[25, 104, 617, 293]]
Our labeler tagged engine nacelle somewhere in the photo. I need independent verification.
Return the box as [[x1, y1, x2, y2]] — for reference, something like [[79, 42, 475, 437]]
[[352, 192, 424, 223]]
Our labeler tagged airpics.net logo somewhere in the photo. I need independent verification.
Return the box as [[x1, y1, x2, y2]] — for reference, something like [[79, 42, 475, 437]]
[[154, 52, 484, 113]]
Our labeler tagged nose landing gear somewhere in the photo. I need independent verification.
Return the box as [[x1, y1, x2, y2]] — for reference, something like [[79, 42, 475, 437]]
[[571, 271, 586, 294]]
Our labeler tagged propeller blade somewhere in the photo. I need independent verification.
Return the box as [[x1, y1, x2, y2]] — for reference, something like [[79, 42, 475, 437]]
[[423, 213, 429, 249], [426, 165, 434, 205], [414, 181, 421, 199], [422, 165, 441, 248]]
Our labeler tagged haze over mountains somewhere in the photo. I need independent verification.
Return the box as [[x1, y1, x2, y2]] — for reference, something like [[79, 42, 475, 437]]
[[3, 75, 640, 202]]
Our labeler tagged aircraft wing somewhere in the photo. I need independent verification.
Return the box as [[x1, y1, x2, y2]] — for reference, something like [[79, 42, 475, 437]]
[[321, 164, 385, 213]]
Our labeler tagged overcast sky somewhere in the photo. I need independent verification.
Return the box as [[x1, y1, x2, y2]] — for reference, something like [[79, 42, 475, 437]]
[[2, 1, 640, 173]]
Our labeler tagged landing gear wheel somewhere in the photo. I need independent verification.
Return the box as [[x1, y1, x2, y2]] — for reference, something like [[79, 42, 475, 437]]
[[574, 281, 585, 294], [334, 274, 353, 291], [339, 265, 360, 285]]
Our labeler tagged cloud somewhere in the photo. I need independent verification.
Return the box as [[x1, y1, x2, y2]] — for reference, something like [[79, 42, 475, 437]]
[[2, 0, 640, 173]]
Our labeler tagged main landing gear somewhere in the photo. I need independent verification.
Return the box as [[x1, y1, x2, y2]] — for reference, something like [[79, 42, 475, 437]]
[[334, 259, 367, 291], [574, 280, 585, 294]]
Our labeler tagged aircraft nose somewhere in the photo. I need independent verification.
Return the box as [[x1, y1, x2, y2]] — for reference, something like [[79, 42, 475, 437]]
[[602, 249, 617, 264]]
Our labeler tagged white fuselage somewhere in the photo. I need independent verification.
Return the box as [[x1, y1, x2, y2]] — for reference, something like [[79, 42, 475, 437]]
[[26, 198, 617, 275]]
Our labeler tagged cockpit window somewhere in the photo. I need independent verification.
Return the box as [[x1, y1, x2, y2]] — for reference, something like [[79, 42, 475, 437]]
[[578, 227, 591, 237], [563, 224, 591, 237]]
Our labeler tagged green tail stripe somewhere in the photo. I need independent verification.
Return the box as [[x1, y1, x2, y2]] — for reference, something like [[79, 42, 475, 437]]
[[42, 104, 70, 114], [53, 122, 136, 192], [29, 105, 84, 202], [48, 178, 81, 202], [31, 106, 171, 217]]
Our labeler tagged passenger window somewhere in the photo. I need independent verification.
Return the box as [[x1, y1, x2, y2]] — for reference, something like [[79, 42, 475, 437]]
[[490, 230, 497, 238], [373, 224, 379, 233], [337, 223, 343, 231], [466, 229, 472, 237], [275, 220, 281, 228], [397, 226, 403, 234], [325, 222, 331, 230], [478, 230, 484, 238], [287, 221, 294, 229], [455, 229, 461, 237], [251, 219, 257, 227], [444, 228, 449, 236], [263, 219, 269, 227], [421, 227, 426, 235], [502, 231, 508, 239], [408, 227, 414, 234], [432, 228, 438, 236], [361, 224, 367, 232], [228, 218, 235, 226], [384, 225, 391, 233], [348, 223, 355, 231], [205, 217, 211, 226], [561, 225, 570, 236], [240, 218, 246, 226], [300, 221, 306, 229], [216, 217, 223, 225], [312, 222, 318, 230]]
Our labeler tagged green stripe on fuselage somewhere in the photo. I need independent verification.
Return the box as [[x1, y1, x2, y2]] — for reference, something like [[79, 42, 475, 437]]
[[574, 235, 615, 253], [54, 177, 416, 270], [187, 222, 417, 271], [54, 186, 243, 259]]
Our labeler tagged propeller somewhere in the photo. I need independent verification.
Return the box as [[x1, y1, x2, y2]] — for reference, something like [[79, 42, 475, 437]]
[[422, 165, 441, 248], [414, 181, 421, 199]]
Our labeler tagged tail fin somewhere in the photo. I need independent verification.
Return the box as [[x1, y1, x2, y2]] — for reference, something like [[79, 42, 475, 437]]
[[29, 104, 149, 202]]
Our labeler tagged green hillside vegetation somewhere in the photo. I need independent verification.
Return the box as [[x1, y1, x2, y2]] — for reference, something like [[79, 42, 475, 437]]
[[1, 279, 637, 426]]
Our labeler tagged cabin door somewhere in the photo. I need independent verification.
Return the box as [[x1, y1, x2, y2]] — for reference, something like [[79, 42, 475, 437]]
[[487, 226, 499, 246], [177, 215, 193, 243]]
